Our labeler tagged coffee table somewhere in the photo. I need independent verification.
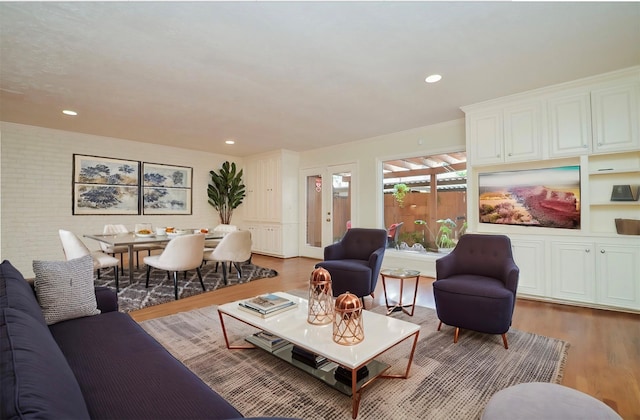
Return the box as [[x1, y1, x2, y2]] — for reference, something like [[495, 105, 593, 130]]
[[380, 268, 421, 316], [218, 292, 420, 418]]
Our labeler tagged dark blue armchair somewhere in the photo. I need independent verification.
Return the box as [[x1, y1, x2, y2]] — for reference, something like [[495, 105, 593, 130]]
[[433, 234, 519, 349], [315, 228, 387, 307]]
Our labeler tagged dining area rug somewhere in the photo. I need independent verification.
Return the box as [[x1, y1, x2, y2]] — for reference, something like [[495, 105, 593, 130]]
[[94, 262, 278, 312], [139, 302, 569, 419]]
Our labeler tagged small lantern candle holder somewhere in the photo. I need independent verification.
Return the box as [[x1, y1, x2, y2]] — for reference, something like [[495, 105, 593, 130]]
[[307, 267, 334, 325], [333, 292, 364, 345]]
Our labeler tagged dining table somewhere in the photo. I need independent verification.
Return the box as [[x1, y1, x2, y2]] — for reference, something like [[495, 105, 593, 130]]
[[84, 231, 223, 284]]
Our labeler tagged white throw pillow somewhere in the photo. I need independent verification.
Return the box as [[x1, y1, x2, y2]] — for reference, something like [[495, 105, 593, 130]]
[[33, 255, 100, 325]]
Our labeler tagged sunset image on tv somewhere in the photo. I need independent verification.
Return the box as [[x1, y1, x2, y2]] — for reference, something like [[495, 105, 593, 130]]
[[479, 166, 580, 229]]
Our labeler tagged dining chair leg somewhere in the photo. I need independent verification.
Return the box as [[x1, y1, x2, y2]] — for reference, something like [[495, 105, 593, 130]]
[[166, 271, 171, 281], [233, 262, 242, 279], [184, 271, 187, 280], [113, 266, 119, 292], [97, 269, 101, 279], [221, 262, 228, 285], [215, 262, 219, 272], [119, 253, 124, 275], [145, 265, 151, 288], [172, 271, 179, 300], [196, 267, 205, 291]]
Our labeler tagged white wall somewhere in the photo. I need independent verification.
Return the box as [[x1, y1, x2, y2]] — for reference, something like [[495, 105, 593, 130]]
[[0, 122, 243, 277]]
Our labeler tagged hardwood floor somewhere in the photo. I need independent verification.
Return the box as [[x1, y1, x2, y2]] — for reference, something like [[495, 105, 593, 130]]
[[129, 254, 640, 419]]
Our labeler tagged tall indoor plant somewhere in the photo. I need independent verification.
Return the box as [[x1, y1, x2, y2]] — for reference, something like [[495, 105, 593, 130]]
[[208, 161, 246, 225]]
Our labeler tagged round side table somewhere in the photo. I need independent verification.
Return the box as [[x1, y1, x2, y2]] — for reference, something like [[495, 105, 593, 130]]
[[380, 268, 420, 316]]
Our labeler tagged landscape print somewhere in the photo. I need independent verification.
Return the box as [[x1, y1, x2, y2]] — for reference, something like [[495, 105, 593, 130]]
[[479, 166, 580, 229], [73, 154, 140, 214], [142, 163, 192, 214]]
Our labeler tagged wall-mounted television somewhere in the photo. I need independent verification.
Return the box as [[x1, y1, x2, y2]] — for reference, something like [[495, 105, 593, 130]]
[[478, 165, 580, 229]]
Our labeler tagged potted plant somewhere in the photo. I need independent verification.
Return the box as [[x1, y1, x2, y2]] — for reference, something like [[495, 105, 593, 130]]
[[393, 183, 409, 208], [208, 161, 246, 225], [435, 218, 458, 251]]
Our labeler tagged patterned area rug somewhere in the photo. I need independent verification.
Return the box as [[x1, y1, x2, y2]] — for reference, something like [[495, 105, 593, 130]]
[[139, 298, 569, 419], [94, 262, 278, 312]]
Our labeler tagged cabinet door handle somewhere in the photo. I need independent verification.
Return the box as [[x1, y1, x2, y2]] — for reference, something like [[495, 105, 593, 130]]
[[600, 249, 605, 254], [508, 153, 513, 156], [585, 249, 590, 253]]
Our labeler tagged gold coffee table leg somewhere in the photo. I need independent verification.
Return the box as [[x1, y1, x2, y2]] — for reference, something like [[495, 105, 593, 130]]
[[218, 310, 256, 349]]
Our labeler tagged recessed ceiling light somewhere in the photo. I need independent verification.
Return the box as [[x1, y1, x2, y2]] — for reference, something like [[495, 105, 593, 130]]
[[62, 109, 78, 116], [225, 139, 235, 145], [425, 74, 442, 84]]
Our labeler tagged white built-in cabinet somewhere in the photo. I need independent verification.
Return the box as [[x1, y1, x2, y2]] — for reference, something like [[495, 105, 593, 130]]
[[549, 239, 640, 311], [549, 240, 597, 304], [464, 66, 640, 312], [243, 150, 299, 258], [464, 67, 640, 164], [508, 235, 640, 311], [547, 91, 592, 157], [465, 101, 542, 165], [591, 82, 640, 153], [510, 238, 545, 297]]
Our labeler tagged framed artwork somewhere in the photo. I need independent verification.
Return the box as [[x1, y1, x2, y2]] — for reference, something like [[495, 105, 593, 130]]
[[478, 165, 580, 229], [142, 162, 192, 215], [73, 154, 140, 215]]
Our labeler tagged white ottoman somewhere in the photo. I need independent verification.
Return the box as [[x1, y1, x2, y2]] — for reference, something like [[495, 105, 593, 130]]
[[482, 382, 621, 420]]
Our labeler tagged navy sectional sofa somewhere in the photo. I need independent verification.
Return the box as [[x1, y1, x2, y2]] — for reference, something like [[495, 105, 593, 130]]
[[0, 260, 284, 420]]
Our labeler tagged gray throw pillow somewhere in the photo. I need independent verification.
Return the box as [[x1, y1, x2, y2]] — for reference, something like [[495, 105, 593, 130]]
[[33, 255, 100, 325]]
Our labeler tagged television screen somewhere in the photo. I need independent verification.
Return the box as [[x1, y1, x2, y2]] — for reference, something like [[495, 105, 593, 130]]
[[478, 165, 580, 229]]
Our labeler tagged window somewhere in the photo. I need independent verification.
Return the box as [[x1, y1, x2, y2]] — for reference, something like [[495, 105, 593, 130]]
[[383, 152, 467, 252]]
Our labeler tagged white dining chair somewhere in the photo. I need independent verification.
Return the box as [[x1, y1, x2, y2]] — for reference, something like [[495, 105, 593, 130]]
[[58, 229, 121, 291], [101, 224, 129, 274], [144, 234, 206, 300], [206, 224, 238, 248], [202, 230, 252, 285], [133, 223, 165, 268]]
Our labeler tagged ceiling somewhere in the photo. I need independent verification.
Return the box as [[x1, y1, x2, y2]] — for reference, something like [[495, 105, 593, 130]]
[[1, 2, 639, 157]]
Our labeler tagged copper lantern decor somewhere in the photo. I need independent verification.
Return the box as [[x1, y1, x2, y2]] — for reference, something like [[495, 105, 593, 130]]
[[307, 267, 334, 325], [333, 292, 365, 345]]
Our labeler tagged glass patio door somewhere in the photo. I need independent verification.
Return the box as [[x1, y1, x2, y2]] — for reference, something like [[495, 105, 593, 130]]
[[300, 164, 356, 260]]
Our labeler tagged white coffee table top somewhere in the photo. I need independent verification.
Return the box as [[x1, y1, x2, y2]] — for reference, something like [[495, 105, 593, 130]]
[[218, 291, 421, 369]]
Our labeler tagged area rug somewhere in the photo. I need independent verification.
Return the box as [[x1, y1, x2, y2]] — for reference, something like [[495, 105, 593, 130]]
[[94, 262, 278, 312], [139, 300, 569, 419]]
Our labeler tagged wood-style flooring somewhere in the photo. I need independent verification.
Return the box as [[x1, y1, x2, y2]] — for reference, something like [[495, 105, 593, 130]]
[[129, 254, 640, 419]]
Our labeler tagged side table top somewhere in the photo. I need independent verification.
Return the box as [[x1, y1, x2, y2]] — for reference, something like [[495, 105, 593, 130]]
[[380, 268, 421, 278]]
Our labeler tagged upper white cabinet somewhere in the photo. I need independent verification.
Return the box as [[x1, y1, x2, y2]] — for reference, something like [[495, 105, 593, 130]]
[[466, 110, 503, 165], [547, 91, 592, 157], [504, 102, 543, 162], [591, 82, 640, 153], [466, 101, 542, 165], [464, 67, 640, 164]]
